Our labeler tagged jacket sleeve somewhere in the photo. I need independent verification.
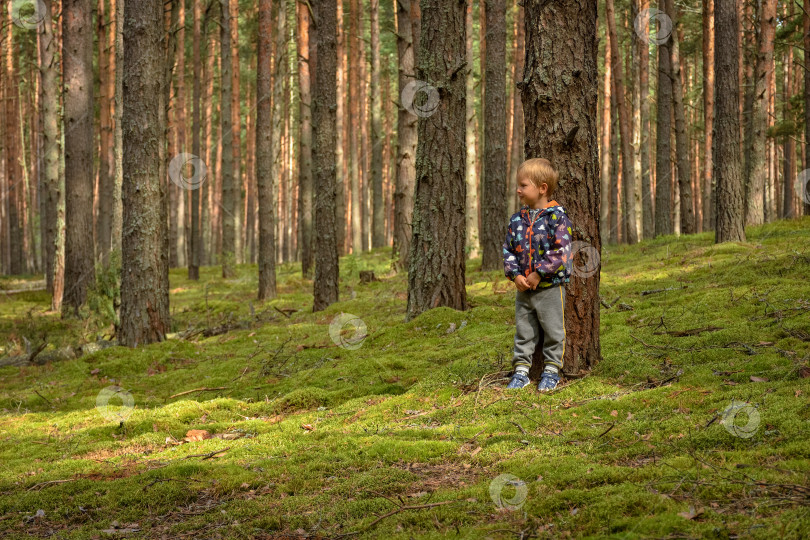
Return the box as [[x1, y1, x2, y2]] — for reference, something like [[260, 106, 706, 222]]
[[502, 222, 520, 281], [533, 213, 573, 278]]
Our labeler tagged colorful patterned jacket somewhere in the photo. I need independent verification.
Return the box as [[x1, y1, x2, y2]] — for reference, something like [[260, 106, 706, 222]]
[[502, 200, 574, 287]]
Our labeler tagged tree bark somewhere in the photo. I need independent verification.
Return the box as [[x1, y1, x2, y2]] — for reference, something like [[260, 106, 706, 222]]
[[522, 0, 601, 373], [805, 0, 810, 216], [120, 0, 170, 346], [507, 1, 524, 217], [640, 0, 654, 238], [406, 0, 467, 320], [464, 0, 479, 260], [393, 0, 417, 271], [744, 0, 775, 226], [702, 0, 714, 231], [257, 0, 277, 300], [335, 0, 346, 256], [62, 0, 96, 315], [600, 16, 612, 242], [312, 0, 340, 311], [219, 0, 236, 277], [97, 0, 114, 259], [480, 0, 508, 269], [371, 0, 385, 248], [231, 0, 242, 264], [297, 0, 314, 276], [175, 0, 187, 268], [713, 0, 746, 242], [189, 0, 203, 280], [605, 0, 638, 244], [5, 9, 23, 274], [669, 13, 695, 234], [654, 0, 673, 238]]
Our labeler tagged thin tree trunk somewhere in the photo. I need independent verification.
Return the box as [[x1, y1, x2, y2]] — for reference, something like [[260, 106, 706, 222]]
[[481, 0, 508, 269], [406, 0, 467, 319], [231, 0, 242, 264], [189, 0, 203, 279], [97, 0, 113, 259], [298, 0, 314, 276], [220, 0, 236, 277], [523, 0, 601, 373], [605, 0, 638, 244], [702, 0, 714, 231], [654, 0, 673, 238], [257, 0, 277, 300], [175, 0, 187, 268], [348, 0, 361, 253], [393, 0, 416, 271], [507, 1, 524, 217], [335, 0, 346, 256], [312, 0, 340, 311], [62, 0, 96, 315], [714, 0, 746, 242], [600, 17, 612, 242], [120, 0, 170, 346], [805, 0, 810, 216], [5, 10, 23, 274], [609, 84, 620, 244], [371, 0, 385, 248], [670, 14, 695, 234], [464, 0, 479, 260]]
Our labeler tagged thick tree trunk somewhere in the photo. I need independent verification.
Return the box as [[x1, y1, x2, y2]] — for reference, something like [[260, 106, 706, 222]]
[[272, 0, 287, 263], [393, 0, 417, 271], [257, 0, 277, 300], [406, 0, 466, 320], [638, 0, 653, 239], [348, 0, 361, 253], [62, 0, 96, 316], [189, 0, 203, 280], [312, 0, 340, 311], [111, 0, 123, 257], [480, 0, 507, 270], [97, 0, 113, 259], [702, 0, 715, 232], [371, 0, 385, 248], [605, 0, 638, 244], [175, 0, 187, 268], [297, 0, 314, 276], [670, 15, 695, 234], [714, 0, 746, 242], [120, 0, 170, 346], [654, 0, 673, 238], [744, 0, 775, 226], [523, 0, 601, 373], [335, 0, 346, 256], [464, 0, 479, 260]]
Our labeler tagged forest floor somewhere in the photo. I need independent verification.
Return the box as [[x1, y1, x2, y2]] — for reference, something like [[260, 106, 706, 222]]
[[1, 218, 809, 539]]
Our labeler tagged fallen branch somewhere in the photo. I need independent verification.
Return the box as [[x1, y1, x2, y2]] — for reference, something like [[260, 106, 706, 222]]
[[27, 479, 75, 491], [362, 499, 458, 532], [640, 285, 688, 296], [169, 387, 228, 399], [184, 447, 231, 460]]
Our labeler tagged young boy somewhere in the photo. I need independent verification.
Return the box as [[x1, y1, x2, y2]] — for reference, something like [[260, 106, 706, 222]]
[[502, 158, 573, 392]]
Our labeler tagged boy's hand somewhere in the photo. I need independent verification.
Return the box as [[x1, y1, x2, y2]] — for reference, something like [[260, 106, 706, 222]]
[[526, 271, 541, 290], [515, 275, 530, 292]]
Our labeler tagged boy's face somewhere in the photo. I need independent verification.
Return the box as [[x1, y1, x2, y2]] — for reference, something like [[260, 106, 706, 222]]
[[517, 175, 548, 207]]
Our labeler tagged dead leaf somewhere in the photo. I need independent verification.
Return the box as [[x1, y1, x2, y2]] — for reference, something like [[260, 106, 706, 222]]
[[184, 429, 211, 442], [90, 368, 100, 375], [592, 415, 602, 420], [626, 412, 634, 420], [470, 446, 482, 457], [795, 389, 803, 397], [677, 506, 704, 520], [610, 410, 618, 417], [301, 424, 314, 431], [749, 376, 769, 383], [265, 414, 283, 424]]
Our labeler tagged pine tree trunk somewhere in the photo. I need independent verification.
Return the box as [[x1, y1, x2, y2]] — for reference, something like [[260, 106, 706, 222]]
[[744, 0, 775, 226], [600, 17, 612, 242], [348, 0, 361, 253], [62, 0, 96, 315], [702, 0, 714, 231], [654, 0, 673, 238], [97, 0, 113, 259], [609, 86, 620, 244], [298, 0, 314, 276], [257, 0, 277, 300], [714, 0, 746, 242], [507, 1, 524, 217], [370, 0, 385, 248], [175, 0, 187, 268], [231, 0, 242, 264], [406, 0, 467, 320], [312, 0, 340, 311], [605, 0, 638, 244], [782, 24, 796, 220], [189, 0, 203, 280], [522, 0, 601, 373], [639, 0, 654, 238], [335, 0, 346, 256], [670, 16, 695, 234], [38, 0, 65, 310], [120, 0, 170, 346], [5, 11, 23, 274], [464, 0, 479, 260], [480, 0, 507, 270], [393, 0, 416, 271], [202, 22, 214, 265], [805, 0, 810, 216], [219, 0, 236, 277]]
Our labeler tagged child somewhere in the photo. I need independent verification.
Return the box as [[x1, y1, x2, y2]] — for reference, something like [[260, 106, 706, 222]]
[[502, 158, 573, 392]]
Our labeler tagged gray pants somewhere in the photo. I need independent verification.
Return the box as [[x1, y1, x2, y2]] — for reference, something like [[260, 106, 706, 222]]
[[512, 284, 566, 371]]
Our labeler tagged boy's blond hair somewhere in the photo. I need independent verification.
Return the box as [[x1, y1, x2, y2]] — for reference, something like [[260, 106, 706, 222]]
[[517, 158, 559, 197]]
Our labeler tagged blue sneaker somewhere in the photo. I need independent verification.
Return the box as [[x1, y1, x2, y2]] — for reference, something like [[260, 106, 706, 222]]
[[537, 372, 561, 392], [506, 372, 531, 389]]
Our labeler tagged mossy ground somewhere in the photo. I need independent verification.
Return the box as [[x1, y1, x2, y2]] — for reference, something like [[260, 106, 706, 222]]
[[1, 218, 809, 539]]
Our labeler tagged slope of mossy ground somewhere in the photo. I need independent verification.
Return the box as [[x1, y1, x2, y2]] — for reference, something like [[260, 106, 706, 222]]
[[1, 218, 809, 539]]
